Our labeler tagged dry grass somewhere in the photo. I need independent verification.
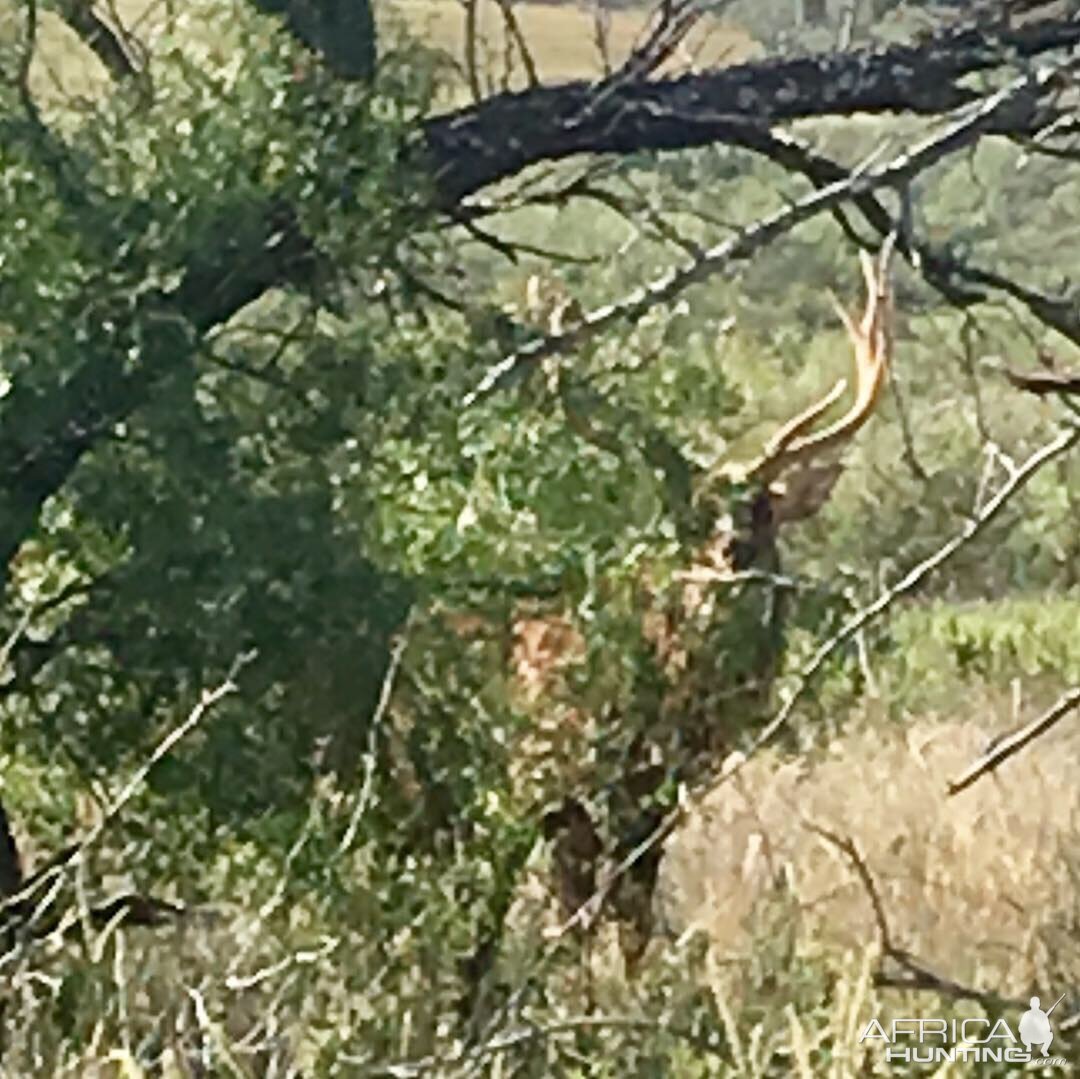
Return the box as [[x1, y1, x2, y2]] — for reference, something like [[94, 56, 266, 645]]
[[666, 684, 1080, 999], [393, 0, 758, 89], [3, 0, 758, 113], [4, 0, 195, 107]]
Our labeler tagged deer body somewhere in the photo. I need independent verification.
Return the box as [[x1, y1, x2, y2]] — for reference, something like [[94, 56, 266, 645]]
[[526, 249, 894, 967]]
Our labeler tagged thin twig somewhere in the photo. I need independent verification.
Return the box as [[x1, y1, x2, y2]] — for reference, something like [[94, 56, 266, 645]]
[[339, 626, 412, 855], [225, 786, 326, 980], [805, 821, 1024, 1011], [888, 345, 929, 481], [0, 610, 33, 675], [462, 0, 483, 103], [592, 1, 613, 78], [961, 312, 992, 444], [494, 0, 539, 88], [947, 685, 1080, 796], [53, 0, 138, 80], [0, 655, 250, 927], [726, 424, 1080, 782], [87, 659, 249, 851]]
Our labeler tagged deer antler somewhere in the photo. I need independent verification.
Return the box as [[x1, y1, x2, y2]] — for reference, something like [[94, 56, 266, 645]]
[[747, 242, 894, 485]]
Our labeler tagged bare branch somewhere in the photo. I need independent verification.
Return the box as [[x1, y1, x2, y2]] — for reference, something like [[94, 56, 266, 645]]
[[51, 0, 138, 81], [591, 1, 613, 79], [83, 659, 249, 853], [464, 71, 1051, 406], [889, 357, 930, 482], [947, 685, 1080, 796], [493, 0, 539, 88], [806, 821, 1026, 1011], [1002, 366, 1080, 396], [462, 0, 483, 104], [0, 657, 250, 947], [423, 10, 1078, 204], [802, 821, 896, 954], [339, 626, 411, 854], [616, 0, 703, 84]]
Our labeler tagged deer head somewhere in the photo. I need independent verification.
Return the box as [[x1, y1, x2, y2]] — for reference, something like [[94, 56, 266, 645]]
[[682, 244, 894, 605]]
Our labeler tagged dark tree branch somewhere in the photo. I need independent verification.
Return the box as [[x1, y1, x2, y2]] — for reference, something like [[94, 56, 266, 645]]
[[610, 81, 1080, 360], [50, 0, 139, 80], [422, 12, 1080, 205], [806, 821, 1025, 1012], [0, 201, 319, 590], [709, 125, 989, 308], [0, 797, 184, 948], [749, 133, 1080, 356], [83, 892, 186, 929], [246, 0, 376, 82], [0, 805, 23, 903], [465, 69, 1050, 405], [1002, 366, 1080, 395]]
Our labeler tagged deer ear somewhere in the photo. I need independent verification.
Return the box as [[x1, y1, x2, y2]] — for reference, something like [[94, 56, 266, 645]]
[[768, 460, 845, 525]]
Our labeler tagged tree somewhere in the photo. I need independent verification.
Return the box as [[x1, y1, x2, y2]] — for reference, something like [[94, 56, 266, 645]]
[[1, 0, 1079, 1069]]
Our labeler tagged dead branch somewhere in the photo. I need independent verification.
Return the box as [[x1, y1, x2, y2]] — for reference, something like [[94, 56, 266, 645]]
[[339, 624, 412, 853], [1003, 367, 1080, 396], [805, 821, 1026, 1012], [52, 0, 139, 81], [591, 1, 613, 79], [462, 0, 483, 104], [0, 659, 248, 950], [947, 684, 1080, 796], [493, 0, 539, 88]]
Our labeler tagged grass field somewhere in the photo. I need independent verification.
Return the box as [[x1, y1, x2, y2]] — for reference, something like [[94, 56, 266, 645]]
[[394, 0, 757, 89], [7, 0, 757, 109], [671, 696, 1079, 984]]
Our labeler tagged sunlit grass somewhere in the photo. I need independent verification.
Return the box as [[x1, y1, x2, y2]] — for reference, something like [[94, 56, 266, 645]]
[[668, 596, 1080, 1023], [396, 0, 757, 93], [1, 0, 758, 114]]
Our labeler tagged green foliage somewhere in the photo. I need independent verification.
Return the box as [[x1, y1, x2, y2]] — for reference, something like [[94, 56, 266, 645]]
[[0, 0, 438, 813], [877, 596, 1080, 711]]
